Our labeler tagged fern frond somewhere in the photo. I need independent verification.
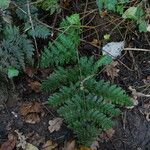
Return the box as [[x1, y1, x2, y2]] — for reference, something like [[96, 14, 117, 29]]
[[0, 25, 34, 72], [40, 14, 81, 67], [42, 66, 80, 91], [38, 0, 61, 14], [84, 79, 132, 106]]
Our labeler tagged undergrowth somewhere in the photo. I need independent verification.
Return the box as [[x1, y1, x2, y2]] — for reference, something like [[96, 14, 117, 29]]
[[41, 14, 133, 146], [0, 0, 51, 77], [96, 0, 148, 32]]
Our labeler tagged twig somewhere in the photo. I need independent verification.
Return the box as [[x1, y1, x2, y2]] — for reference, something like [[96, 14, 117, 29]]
[[124, 48, 150, 52], [26, 0, 39, 61]]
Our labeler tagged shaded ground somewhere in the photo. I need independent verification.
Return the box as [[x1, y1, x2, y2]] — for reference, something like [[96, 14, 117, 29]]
[[0, 1, 150, 149]]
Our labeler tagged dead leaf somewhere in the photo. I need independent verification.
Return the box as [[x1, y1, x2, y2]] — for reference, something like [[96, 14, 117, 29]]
[[100, 10, 108, 18], [104, 61, 119, 80], [26, 143, 39, 150], [48, 118, 63, 133], [91, 39, 101, 46], [24, 67, 37, 78], [139, 102, 150, 122], [0, 139, 16, 150], [100, 128, 115, 141], [20, 102, 44, 124], [90, 140, 99, 150], [26, 132, 45, 147], [143, 75, 150, 85], [28, 80, 41, 93], [63, 140, 77, 150], [42, 140, 57, 150], [15, 130, 27, 149], [25, 113, 41, 124]]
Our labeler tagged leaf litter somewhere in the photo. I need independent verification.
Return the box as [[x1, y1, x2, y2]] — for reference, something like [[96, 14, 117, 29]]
[[48, 117, 63, 133], [20, 101, 44, 124]]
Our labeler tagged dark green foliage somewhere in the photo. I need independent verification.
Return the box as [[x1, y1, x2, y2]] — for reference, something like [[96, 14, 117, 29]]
[[15, 0, 51, 39], [96, 0, 148, 32], [0, 0, 52, 75], [40, 14, 81, 67], [41, 14, 132, 145], [0, 25, 34, 73], [38, 0, 61, 14], [42, 55, 132, 145]]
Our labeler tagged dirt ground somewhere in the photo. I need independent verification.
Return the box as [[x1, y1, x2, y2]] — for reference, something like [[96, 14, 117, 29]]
[[0, 1, 150, 150]]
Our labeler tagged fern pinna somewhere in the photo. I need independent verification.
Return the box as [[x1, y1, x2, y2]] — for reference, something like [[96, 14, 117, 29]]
[[40, 14, 81, 67], [41, 14, 132, 146]]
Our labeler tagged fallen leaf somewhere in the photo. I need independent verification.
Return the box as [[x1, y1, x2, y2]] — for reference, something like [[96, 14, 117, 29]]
[[139, 102, 150, 122], [25, 113, 41, 124], [143, 75, 150, 85], [104, 61, 119, 80], [100, 128, 115, 141], [15, 130, 27, 149], [24, 67, 37, 78], [26, 143, 39, 150], [48, 118, 63, 133], [26, 132, 45, 147], [100, 10, 108, 17], [20, 102, 44, 124], [0, 139, 16, 150], [42, 140, 57, 150], [90, 140, 99, 150], [91, 39, 101, 46], [28, 80, 41, 93], [63, 140, 77, 150]]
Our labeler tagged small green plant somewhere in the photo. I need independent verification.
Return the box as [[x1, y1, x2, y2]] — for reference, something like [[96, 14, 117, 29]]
[[40, 14, 81, 67], [41, 14, 133, 146], [96, 0, 148, 32], [0, 25, 34, 76], [0, 0, 51, 77], [37, 0, 61, 14]]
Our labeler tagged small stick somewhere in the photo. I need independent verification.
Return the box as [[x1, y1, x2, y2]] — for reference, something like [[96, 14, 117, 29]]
[[27, 0, 39, 60]]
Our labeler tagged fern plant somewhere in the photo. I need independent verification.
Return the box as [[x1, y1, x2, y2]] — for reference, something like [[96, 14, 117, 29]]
[[40, 14, 81, 67], [42, 55, 132, 146], [0, 0, 52, 76], [37, 0, 61, 14], [15, 0, 51, 39], [41, 14, 132, 146], [0, 25, 34, 74]]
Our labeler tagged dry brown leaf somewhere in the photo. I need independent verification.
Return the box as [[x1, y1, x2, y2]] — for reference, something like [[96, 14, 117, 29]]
[[26, 132, 45, 147], [91, 39, 101, 46], [104, 61, 119, 80], [0, 139, 16, 150], [63, 140, 77, 150], [48, 118, 63, 133], [100, 128, 115, 141], [100, 10, 108, 17], [15, 130, 27, 149], [24, 67, 37, 78], [90, 140, 99, 150], [143, 75, 150, 85], [42, 140, 57, 150], [139, 102, 150, 122], [25, 113, 41, 124], [28, 80, 41, 93], [20, 102, 44, 124]]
